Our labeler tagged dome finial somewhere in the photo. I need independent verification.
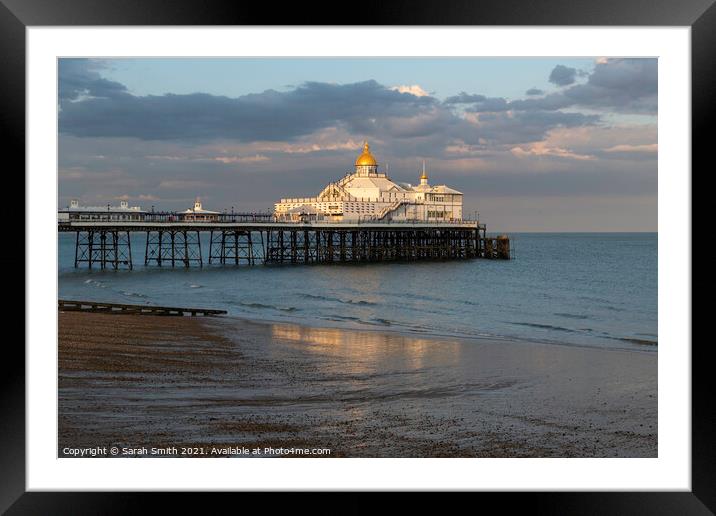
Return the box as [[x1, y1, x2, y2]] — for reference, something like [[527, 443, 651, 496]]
[[420, 160, 429, 185], [420, 160, 428, 180]]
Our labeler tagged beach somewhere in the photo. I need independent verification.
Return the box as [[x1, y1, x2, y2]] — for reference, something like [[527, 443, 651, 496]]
[[58, 311, 657, 458]]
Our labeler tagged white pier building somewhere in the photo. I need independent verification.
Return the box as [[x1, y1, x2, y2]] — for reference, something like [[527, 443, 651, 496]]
[[182, 199, 219, 221], [58, 199, 146, 222], [274, 142, 464, 222]]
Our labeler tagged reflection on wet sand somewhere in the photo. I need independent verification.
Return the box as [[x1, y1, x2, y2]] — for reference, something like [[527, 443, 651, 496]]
[[59, 312, 657, 458], [270, 322, 463, 372]]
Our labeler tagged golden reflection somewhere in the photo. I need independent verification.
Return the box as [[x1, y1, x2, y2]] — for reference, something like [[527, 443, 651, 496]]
[[269, 322, 463, 372]]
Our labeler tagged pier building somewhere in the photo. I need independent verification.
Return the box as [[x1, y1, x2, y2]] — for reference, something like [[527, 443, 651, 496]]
[[58, 199, 145, 222], [182, 199, 219, 222], [274, 142, 463, 223], [57, 145, 511, 269]]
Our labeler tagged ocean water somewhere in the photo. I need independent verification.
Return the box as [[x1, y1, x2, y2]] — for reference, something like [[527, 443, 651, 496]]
[[58, 232, 657, 351]]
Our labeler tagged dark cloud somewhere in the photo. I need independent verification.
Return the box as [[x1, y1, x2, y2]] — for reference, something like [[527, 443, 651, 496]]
[[443, 92, 486, 104], [562, 58, 657, 113], [59, 58, 657, 149], [549, 65, 579, 86], [464, 97, 510, 112], [60, 74, 436, 141], [507, 59, 657, 114], [444, 60, 656, 116], [463, 110, 599, 146], [59, 59, 128, 101], [508, 94, 573, 112]]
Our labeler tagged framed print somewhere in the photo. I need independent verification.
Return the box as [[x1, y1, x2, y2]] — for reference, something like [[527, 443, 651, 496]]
[[3, 0, 707, 510]]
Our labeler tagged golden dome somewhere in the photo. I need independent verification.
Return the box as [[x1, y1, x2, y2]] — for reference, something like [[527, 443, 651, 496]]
[[355, 141, 377, 166]]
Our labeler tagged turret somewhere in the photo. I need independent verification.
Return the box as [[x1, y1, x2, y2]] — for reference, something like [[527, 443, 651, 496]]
[[355, 141, 378, 176], [420, 161, 429, 186]]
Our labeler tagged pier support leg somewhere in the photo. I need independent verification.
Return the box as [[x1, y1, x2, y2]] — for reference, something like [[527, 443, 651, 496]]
[[209, 230, 256, 265], [74, 230, 132, 269], [145, 230, 202, 267], [260, 226, 507, 264]]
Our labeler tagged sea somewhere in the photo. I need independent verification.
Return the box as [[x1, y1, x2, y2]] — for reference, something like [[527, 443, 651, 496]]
[[58, 232, 657, 352]]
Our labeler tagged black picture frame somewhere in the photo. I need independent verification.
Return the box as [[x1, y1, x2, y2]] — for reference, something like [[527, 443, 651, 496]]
[[3, 0, 705, 511]]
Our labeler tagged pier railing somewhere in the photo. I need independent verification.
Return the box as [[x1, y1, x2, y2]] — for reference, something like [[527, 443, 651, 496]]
[[60, 212, 275, 223], [60, 211, 481, 227]]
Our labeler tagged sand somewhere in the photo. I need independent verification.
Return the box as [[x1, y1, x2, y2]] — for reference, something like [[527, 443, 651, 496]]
[[58, 311, 657, 458]]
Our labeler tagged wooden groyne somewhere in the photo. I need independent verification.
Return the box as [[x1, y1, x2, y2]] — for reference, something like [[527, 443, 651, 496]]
[[58, 299, 227, 317]]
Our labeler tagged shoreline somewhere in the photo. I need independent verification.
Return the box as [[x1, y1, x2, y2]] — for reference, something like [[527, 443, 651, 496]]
[[59, 311, 657, 458], [218, 312, 658, 354], [56, 293, 658, 353]]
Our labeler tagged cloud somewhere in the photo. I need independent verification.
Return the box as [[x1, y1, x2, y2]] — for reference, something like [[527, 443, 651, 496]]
[[59, 59, 128, 101], [464, 110, 600, 146], [390, 84, 429, 97], [464, 97, 510, 112], [604, 143, 658, 153], [60, 70, 438, 141], [445, 59, 656, 116], [117, 193, 159, 201], [158, 180, 212, 190], [563, 58, 657, 112], [510, 143, 595, 161], [509, 59, 657, 114], [444, 92, 487, 104], [59, 58, 656, 153], [212, 154, 270, 164], [57, 58, 657, 224], [549, 65, 579, 86]]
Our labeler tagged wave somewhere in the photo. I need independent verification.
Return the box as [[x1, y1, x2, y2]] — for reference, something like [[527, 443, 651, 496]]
[[299, 293, 378, 306], [84, 279, 106, 288], [321, 315, 362, 322], [236, 301, 298, 313], [613, 336, 658, 346], [120, 291, 147, 298], [509, 321, 579, 334], [553, 312, 589, 320]]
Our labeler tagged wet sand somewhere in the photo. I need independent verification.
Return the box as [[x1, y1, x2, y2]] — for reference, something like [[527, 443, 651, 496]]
[[58, 311, 657, 457]]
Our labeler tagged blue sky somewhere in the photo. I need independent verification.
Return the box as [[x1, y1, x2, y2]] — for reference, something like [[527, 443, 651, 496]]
[[58, 57, 657, 231], [100, 58, 595, 101]]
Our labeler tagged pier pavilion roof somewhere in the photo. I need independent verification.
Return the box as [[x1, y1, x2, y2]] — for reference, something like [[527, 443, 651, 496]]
[[355, 142, 378, 166], [307, 142, 463, 201]]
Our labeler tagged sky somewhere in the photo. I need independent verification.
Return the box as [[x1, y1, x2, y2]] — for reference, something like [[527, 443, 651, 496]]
[[58, 57, 657, 232]]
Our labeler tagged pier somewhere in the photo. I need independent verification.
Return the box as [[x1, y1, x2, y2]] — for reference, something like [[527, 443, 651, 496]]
[[59, 215, 511, 269]]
